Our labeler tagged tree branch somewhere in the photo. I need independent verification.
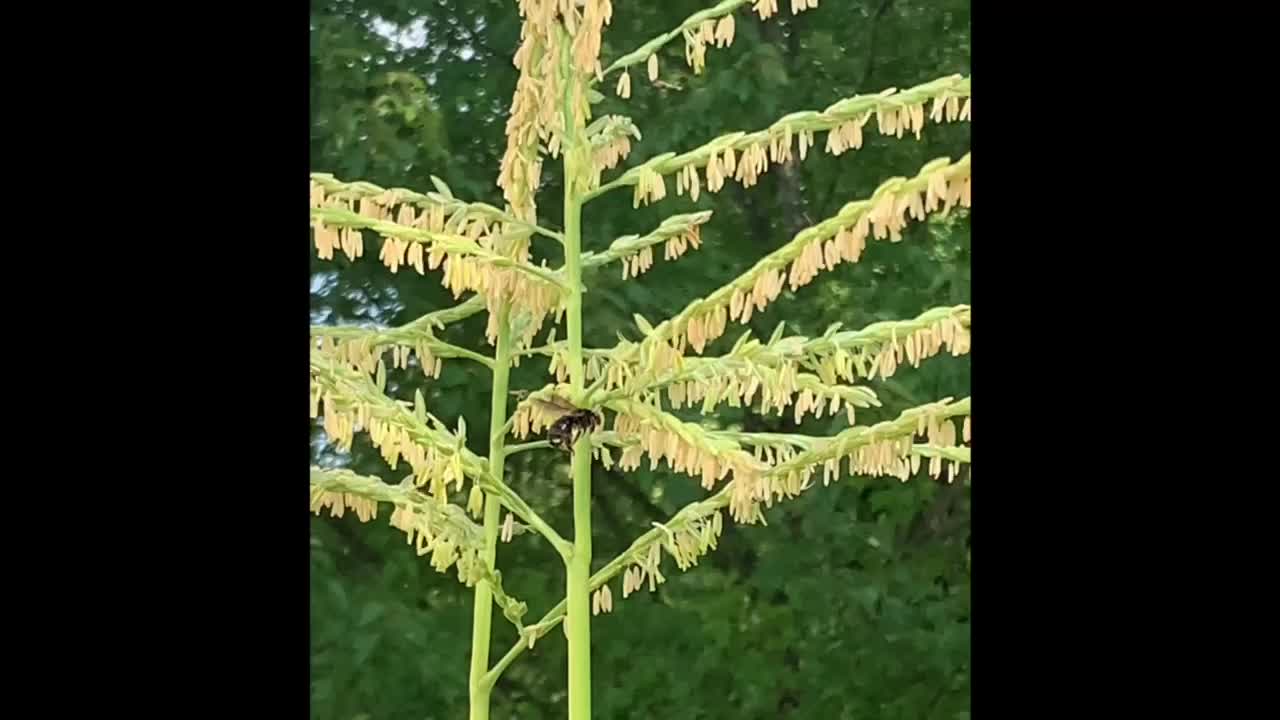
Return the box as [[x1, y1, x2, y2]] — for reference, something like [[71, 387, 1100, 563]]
[[860, 0, 898, 89]]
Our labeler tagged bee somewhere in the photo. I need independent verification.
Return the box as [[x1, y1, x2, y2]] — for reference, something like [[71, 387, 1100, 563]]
[[516, 391, 604, 453]]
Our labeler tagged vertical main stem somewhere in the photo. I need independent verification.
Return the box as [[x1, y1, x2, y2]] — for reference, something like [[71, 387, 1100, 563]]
[[563, 123, 593, 720], [469, 303, 512, 720], [565, 185, 593, 717]]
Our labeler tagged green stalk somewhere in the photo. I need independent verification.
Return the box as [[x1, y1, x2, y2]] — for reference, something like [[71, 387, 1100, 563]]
[[468, 303, 513, 720], [566, 434, 593, 720], [561, 32, 593, 720]]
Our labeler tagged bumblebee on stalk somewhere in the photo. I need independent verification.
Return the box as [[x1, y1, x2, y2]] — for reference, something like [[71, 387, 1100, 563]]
[[511, 390, 603, 452]]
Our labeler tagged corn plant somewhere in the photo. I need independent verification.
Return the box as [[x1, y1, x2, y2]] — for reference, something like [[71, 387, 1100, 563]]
[[309, 1, 971, 718]]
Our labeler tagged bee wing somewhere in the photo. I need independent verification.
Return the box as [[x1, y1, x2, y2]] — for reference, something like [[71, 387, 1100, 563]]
[[529, 396, 574, 421]]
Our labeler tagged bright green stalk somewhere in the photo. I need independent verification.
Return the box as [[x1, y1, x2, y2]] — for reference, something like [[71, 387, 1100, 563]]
[[469, 303, 512, 720], [561, 32, 593, 720], [566, 425, 593, 720]]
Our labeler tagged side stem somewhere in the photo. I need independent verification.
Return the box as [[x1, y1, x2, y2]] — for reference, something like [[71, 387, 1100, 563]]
[[469, 303, 513, 720]]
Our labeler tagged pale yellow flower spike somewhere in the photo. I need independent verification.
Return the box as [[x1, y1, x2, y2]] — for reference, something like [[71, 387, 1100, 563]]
[[754, 0, 779, 20], [715, 14, 736, 48], [502, 512, 515, 543]]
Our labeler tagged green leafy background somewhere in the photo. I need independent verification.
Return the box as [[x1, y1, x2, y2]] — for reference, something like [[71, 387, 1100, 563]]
[[310, 1, 970, 718]]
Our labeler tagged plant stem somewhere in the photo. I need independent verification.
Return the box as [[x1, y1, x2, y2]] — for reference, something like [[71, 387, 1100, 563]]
[[562, 50, 593, 718], [505, 440, 552, 457], [566, 430, 593, 720], [469, 303, 512, 720]]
